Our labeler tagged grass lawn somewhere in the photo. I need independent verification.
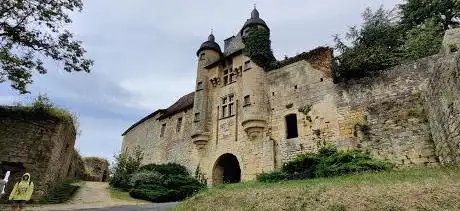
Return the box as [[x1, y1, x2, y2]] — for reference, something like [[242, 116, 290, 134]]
[[175, 167, 460, 211]]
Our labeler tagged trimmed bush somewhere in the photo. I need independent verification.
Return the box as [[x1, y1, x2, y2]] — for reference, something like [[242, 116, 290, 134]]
[[257, 146, 394, 182], [139, 163, 189, 176], [128, 171, 204, 202]]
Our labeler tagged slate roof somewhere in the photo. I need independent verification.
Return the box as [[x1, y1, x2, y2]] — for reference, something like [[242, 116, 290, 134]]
[[121, 92, 195, 136], [157, 92, 195, 120], [241, 8, 269, 34], [197, 34, 222, 56]]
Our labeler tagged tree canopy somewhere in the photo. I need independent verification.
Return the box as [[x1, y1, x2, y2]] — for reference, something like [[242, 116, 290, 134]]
[[400, 0, 460, 30], [0, 0, 93, 94], [333, 0, 456, 81]]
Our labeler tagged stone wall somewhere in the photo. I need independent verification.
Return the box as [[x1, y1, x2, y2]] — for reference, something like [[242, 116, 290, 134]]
[[83, 157, 109, 182], [425, 54, 460, 165], [335, 57, 438, 166], [67, 149, 88, 180], [267, 60, 339, 166], [0, 107, 76, 200], [122, 107, 196, 171]]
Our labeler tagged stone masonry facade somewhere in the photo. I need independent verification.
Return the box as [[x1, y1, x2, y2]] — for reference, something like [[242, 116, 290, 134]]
[[0, 107, 78, 201], [121, 10, 460, 184]]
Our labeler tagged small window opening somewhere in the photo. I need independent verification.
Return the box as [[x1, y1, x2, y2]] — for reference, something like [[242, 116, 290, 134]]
[[194, 113, 200, 122], [199, 52, 205, 60], [160, 123, 166, 137], [285, 114, 299, 139], [196, 81, 203, 91], [272, 92, 275, 96], [294, 85, 298, 89], [244, 61, 251, 70], [320, 78, 323, 82], [176, 117, 182, 132], [243, 95, 251, 106]]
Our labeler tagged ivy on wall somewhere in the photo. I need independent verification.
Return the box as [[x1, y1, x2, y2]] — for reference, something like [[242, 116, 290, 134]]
[[242, 26, 277, 70]]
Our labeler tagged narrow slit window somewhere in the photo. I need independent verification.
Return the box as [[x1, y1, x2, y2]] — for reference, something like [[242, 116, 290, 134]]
[[223, 69, 229, 85], [160, 123, 166, 137], [194, 113, 200, 122], [176, 117, 182, 132]]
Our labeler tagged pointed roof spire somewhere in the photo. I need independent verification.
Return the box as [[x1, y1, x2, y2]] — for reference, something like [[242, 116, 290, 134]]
[[197, 30, 221, 56], [208, 32, 215, 42], [241, 6, 269, 34], [251, 6, 260, 19]]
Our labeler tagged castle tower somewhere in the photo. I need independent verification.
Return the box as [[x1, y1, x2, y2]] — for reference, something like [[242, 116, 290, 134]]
[[240, 8, 270, 139], [192, 33, 222, 148]]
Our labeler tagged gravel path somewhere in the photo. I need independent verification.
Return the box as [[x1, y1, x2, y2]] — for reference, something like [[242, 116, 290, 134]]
[[16, 182, 177, 211], [60, 203, 179, 211]]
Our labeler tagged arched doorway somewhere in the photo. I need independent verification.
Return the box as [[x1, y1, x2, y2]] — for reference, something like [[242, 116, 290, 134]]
[[212, 153, 241, 184]]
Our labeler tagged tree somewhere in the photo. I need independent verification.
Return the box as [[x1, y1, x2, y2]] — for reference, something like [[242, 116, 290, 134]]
[[400, 0, 460, 30], [399, 20, 444, 61], [334, 7, 403, 80], [109, 147, 143, 191], [0, 0, 93, 94]]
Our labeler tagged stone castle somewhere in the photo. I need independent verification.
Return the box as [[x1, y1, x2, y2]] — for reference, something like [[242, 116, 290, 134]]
[[121, 8, 460, 184]]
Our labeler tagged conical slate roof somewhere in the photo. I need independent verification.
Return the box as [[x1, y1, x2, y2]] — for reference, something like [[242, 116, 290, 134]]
[[196, 33, 222, 56], [241, 8, 269, 34]]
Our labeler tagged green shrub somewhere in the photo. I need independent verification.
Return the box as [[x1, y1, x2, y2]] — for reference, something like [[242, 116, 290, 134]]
[[128, 170, 204, 202], [257, 146, 394, 182], [314, 150, 394, 178], [139, 163, 189, 176], [129, 171, 163, 187], [40, 179, 80, 204], [109, 147, 143, 191], [256, 171, 289, 183], [281, 153, 319, 179]]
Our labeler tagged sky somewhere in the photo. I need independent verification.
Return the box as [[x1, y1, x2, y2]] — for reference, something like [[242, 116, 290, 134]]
[[0, 0, 401, 164]]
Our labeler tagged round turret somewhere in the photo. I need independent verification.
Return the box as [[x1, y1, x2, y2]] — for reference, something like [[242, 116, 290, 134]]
[[196, 33, 222, 56], [241, 8, 269, 35]]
